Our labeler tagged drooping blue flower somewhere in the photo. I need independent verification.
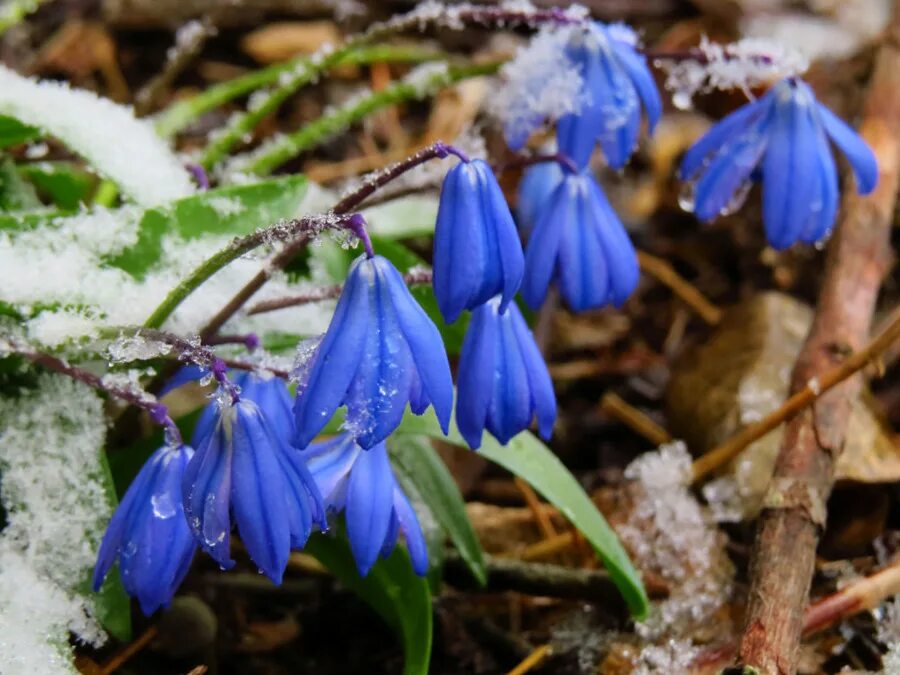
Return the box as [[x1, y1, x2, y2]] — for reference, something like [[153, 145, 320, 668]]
[[304, 435, 427, 576], [183, 397, 325, 583], [517, 159, 564, 235], [680, 77, 878, 249], [557, 22, 661, 170], [433, 159, 524, 323], [93, 444, 197, 615], [521, 170, 639, 311], [456, 298, 556, 450], [293, 254, 453, 450]]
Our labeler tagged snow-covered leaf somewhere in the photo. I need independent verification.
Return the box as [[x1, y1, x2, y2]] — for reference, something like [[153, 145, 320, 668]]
[[0, 114, 40, 149], [0, 65, 194, 206], [18, 162, 95, 210]]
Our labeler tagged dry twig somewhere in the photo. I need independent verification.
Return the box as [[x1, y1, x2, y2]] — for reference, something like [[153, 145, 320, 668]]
[[735, 4, 900, 670]]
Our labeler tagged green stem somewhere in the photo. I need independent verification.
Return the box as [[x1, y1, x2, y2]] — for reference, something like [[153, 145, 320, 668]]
[[142, 214, 349, 329], [233, 61, 502, 177], [154, 44, 442, 140], [0, 0, 48, 34]]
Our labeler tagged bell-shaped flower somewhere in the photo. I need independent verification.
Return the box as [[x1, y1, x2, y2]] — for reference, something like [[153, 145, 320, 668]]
[[304, 435, 427, 576], [183, 396, 325, 584], [293, 254, 453, 450], [522, 170, 639, 311], [93, 444, 197, 615], [679, 77, 878, 249], [557, 22, 661, 170], [517, 159, 564, 235], [433, 158, 524, 323], [456, 298, 556, 449]]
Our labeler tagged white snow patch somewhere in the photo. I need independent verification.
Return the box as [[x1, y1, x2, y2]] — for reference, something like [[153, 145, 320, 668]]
[[0, 65, 194, 206], [0, 375, 113, 674]]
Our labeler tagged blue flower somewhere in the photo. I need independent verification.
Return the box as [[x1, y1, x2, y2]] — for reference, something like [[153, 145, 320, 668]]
[[93, 444, 197, 615], [293, 254, 453, 450], [433, 159, 524, 323], [304, 435, 428, 576], [680, 77, 878, 249], [517, 159, 564, 235], [183, 397, 325, 583], [521, 170, 639, 311], [557, 23, 661, 170], [456, 298, 556, 449]]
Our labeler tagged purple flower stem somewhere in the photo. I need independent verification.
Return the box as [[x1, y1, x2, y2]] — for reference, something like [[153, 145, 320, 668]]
[[6, 339, 183, 446]]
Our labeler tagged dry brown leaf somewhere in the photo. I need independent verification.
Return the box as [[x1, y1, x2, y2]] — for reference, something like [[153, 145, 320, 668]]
[[240, 21, 341, 64]]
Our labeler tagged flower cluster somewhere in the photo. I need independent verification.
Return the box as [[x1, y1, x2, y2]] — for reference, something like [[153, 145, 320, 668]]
[[93, 15, 878, 619]]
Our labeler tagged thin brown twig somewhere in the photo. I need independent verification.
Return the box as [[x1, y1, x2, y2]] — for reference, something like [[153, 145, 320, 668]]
[[735, 3, 900, 670], [506, 645, 553, 675], [245, 268, 433, 315], [692, 310, 900, 483], [600, 392, 673, 447], [637, 250, 723, 326], [514, 477, 558, 540], [99, 626, 159, 675]]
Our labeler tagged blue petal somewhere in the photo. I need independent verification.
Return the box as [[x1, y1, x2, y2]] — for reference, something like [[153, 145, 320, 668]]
[[345, 264, 416, 449], [614, 41, 661, 133], [392, 487, 428, 576], [762, 94, 819, 249], [475, 160, 525, 313], [510, 306, 557, 440], [238, 373, 295, 447], [380, 257, 453, 434], [587, 177, 639, 306], [593, 47, 640, 170], [230, 401, 291, 584], [293, 257, 370, 448], [159, 364, 206, 397], [346, 443, 395, 576], [191, 399, 218, 449], [679, 94, 772, 180], [304, 434, 361, 509], [183, 408, 236, 570], [456, 302, 498, 450], [522, 179, 570, 309], [517, 161, 564, 235], [486, 308, 532, 444], [816, 102, 878, 194], [558, 176, 609, 311], [800, 124, 840, 244], [433, 162, 485, 323], [278, 441, 327, 546], [557, 41, 606, 169], [693, 113, 770, 222]]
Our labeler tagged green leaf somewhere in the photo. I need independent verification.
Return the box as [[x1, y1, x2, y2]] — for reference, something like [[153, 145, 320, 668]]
[[306, 532, 432, 675], [108, 175, 308, 277], [0, 156, 41, 211], [0, 114, 39, 148], [364, 195, 437, 239], [395, 409, 650, 620], [388, 435, 487, 586], [18, 161, 95, 210]]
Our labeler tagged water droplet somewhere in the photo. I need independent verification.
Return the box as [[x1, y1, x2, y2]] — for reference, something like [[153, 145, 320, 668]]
[[151, 493, 177, 519], [718, 181, 752, 217], [678, 182, 696, 213]]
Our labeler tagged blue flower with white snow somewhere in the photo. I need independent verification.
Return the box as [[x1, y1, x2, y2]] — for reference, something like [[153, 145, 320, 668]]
[[93, 444, 197, 615], [304, 435, 428, 576], [456, 298, 556, 450], [292, 254, 453, 450], [679, 77, 878, 249], [522, 170, 639, 311], [557, 22, 661, 170], [433, 158, 524, 323], [183, 396, 325, 584]]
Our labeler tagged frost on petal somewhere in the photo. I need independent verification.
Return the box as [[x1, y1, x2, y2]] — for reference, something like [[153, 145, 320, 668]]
[[489, 25, 586, 150], [0, 65, 194, 206]]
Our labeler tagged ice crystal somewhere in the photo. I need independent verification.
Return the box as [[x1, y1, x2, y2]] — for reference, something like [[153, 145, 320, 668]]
[[107, 334, 173, 363], [0, 66, 193, 206], [619, 442, 733, 640], [489, 25, 585, 148], [656, 37, 809, 109], [0, 375, 113, 673]]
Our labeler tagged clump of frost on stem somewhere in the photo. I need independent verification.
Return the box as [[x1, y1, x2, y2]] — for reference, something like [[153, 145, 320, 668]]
[[0, 375, 114, 674], [877, 598, 900, 673], [0, 65, 194, 205], [488, 25, 585, 148], [655, 36, 809, 110]]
